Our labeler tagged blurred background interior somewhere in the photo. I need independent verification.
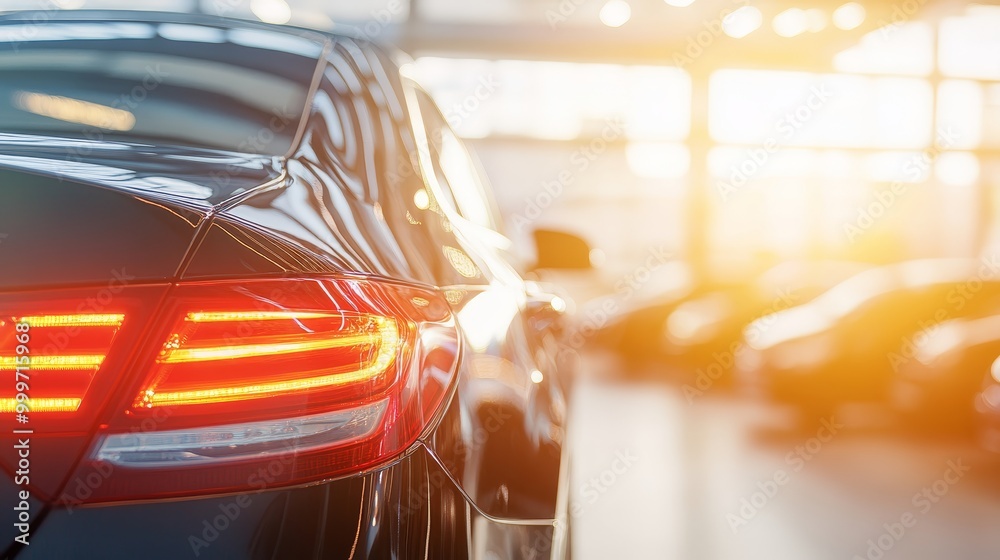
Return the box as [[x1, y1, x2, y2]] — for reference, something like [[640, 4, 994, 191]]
[[8, 0, 1000, 558]]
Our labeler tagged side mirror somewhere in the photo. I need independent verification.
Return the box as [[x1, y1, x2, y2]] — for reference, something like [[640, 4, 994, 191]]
[[532, 229, 593, 270]]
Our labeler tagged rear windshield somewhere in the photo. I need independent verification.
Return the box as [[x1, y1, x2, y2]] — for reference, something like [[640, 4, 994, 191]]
[[0, 21, 322, 155]]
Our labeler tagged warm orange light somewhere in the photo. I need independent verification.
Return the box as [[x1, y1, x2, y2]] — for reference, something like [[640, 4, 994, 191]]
[[185, 311, 332, 323], [160, 322, 395, 364], [14, 91, 135, 131], [0, 355, 105, 370], [16, 313, 124, 328], [139, 317, 401, 407], [0, 397, 82, 412]]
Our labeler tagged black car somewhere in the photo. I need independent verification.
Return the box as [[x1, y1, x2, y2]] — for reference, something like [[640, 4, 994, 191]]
[[0, 11, 581, 559]]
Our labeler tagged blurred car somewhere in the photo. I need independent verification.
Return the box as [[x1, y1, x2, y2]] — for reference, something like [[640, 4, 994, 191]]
[[890, 315, 1000, 434], [662, 260, 868, 385], [736, 259, 1000, 419], [0, 11, 580, 559], [583, 260, 699, 365], [975, 358, 1000, 452]]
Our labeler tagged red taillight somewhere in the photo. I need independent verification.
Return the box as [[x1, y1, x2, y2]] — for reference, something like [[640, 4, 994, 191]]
[[0, 313, 124, 413], [136, 310, 403, 411], [58, 278, 460, 504]]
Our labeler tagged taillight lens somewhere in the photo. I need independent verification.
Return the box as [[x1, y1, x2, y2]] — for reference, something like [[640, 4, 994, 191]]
[[0, 313, 125, 414], [63, 278, 459, 504], [0, 285, 168, 499]]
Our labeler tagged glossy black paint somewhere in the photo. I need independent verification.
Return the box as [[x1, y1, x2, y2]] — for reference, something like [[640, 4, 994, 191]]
[[0, 11, 570, 560], [0, 167, 203, 290]]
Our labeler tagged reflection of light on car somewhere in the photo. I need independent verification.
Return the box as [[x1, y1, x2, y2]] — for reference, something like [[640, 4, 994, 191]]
[[772, 335, 833, 370], [982, 383, 1000, 409], [914, 321, 966, 367], [443, 245, 481, 279], [745, 306, 829, 350], [413, 188, 430, 210], [251, 0, 292, 25], [15, 91, 135, 131], [458, 289, 518, 351], [666, 295, 729, 344], [992, 355, 1000, 384]]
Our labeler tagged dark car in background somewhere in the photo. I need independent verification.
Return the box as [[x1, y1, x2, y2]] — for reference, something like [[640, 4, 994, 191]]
[[593, 259, 864, 379], [662, 259, 866, 385], [976, 359, 1000, 452], [0, 11, 581, 559], [736, 259, 1000, 420], [890, 314, 1000, 434]]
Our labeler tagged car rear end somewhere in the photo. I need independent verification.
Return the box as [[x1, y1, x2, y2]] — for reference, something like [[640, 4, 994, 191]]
[[0, 12, 573, 558]]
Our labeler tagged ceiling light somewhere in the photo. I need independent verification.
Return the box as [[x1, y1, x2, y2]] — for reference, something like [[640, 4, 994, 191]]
[[833, 2, 866, 30], [600, 0, 632, 28], [772, 8, 809, 37], [722, 6, 763, 39]]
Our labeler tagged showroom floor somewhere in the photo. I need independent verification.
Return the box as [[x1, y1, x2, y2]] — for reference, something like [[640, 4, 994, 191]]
[[569, 353, 1000, 560]]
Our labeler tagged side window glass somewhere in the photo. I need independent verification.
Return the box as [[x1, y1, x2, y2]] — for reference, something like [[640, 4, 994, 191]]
[[292, 44, 490, 288], [415, 91, 499, 232]]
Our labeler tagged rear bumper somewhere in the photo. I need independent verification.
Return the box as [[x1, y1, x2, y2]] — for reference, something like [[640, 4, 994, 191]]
[[6, 444, 563, 560]]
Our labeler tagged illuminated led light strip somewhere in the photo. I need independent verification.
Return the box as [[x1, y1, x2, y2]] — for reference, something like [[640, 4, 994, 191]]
[[0, 398, 82, 413], [186, 311, 334, 323], [160, 318, 397, 363], [16, 314, 125, 328], [0, 355, 105, 370], [140, 321, 400, 408]]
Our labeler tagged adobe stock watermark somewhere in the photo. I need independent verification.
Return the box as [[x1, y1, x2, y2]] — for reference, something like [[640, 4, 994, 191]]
[[726, 416, 843, 533], [681, 287, 801, 403], [208, 100, 298, 190], [524, 448, 638, 559], [844, 126, 958, 244], [852, 459, 969, 560], [356, 0, 408, 41], [38, 267, 135, 358], [385, 75, 498, 191], [716, 83, 834, 202], [60, 407, 174, 512], [876, 0, 931, 40], [188, 440, 301, 557], [558, 246, 674, 361], [510, 117, 626, 231], [62, 64, 170, 168], [671, 0, 751, 69], [402, 407, 512, 516], [886, 253, 1000, 372], [441, 74, 499, 130], [545, 0, 593, 29], [571, 448, 638, 517], [1, 0, 75, 53]]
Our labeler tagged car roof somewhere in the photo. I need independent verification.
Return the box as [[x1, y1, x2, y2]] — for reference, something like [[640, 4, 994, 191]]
[[0, 11, 343, 82]]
